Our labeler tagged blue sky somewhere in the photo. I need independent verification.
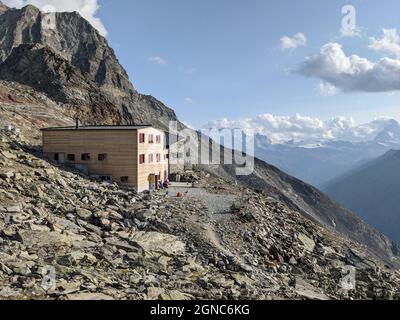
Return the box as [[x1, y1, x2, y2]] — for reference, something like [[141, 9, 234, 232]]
[[95, 0, 400, 128], [7, 0, 399, 131]]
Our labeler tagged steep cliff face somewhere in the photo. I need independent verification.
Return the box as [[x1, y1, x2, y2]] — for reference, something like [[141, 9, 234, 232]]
[[0, 43, 127, 124], [0, 3, 130, 90], [0, 2, 178, 129]]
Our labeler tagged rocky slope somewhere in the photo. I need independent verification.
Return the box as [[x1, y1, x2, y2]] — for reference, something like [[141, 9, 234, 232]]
[[0, 81, 74, 137], [1, 129, 400, 300], [0, 2, 179, 130], [197, 145, 400, 268]]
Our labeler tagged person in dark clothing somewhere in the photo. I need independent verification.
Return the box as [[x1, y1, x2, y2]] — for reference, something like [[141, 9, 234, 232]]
[[163, 180, 169, 188]]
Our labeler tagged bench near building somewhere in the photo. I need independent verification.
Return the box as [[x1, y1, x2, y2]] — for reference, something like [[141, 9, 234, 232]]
[[41, 125, 170, 192]]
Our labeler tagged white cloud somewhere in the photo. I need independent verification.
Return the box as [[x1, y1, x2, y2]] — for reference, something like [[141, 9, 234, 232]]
[[369, 29, 400, 58], [317, 82, 338, 96], [280, 32, 307, 50], [2, 0, 107, 36], [204, 114, 398, 144], [149, 56, 168, 65], [185, 97, 193, 103], [298, 42, 400, 93]]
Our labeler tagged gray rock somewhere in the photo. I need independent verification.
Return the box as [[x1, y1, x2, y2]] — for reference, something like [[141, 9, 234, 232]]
[[0, 171, 14, 179], [131, 232, 186, 257], [5, 205, 21, 213], [160, 290, 194, 301], [0, 287, 21, 298], [135, 209, 155, 222], [146, 287, 165, 300], [76, 208, 93, 221], [295, 278, 329, 300], [66, 293, 115, 301], [104, 238, 139, 253], [1, 150, 16, 159], [57, 251, 97, 266], [16, 230, 94, 249], [298, 233, 316, 253]]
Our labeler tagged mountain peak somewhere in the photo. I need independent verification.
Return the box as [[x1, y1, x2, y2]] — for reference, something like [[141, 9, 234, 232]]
[[381, 149, 400, 160], [0, 1, 9, 14], [324, 144, 400, 245], [21, 4, 40, 12], [374, 119, 400, 144], [0, 3, 179, 129]]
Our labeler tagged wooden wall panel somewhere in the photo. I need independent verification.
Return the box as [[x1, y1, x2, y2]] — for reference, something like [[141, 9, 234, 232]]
[[42, 128, 170, 192], [42, 130, 139, 188]]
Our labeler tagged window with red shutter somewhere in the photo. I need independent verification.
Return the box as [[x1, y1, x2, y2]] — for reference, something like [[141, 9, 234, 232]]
[[139, 134, 145, 143], [139, 154, 145, 164]]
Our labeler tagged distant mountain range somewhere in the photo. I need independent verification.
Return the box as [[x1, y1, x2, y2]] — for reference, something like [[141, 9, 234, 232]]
[[254, 119, 400, 186], [323, 149, 400, 244]]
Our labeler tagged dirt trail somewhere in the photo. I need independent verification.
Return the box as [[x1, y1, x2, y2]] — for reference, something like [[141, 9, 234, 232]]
[[168, 184, 252, 271]]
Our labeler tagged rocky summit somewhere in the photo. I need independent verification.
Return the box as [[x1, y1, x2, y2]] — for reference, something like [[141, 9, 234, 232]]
[[0, 2, 179, 130], [1, 129, 400, 300]]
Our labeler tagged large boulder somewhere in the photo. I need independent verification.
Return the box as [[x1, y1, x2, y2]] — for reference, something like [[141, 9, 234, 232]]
[[16, 230, 96, 249], [131, 232, 186, 257]]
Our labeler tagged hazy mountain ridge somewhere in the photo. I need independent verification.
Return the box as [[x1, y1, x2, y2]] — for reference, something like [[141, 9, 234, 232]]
[[323, 149, 400, 244], [254, 120, 400, 186]]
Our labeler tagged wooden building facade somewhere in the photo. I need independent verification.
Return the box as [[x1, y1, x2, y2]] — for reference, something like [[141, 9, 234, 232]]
[[41, 125, 169, 192]]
